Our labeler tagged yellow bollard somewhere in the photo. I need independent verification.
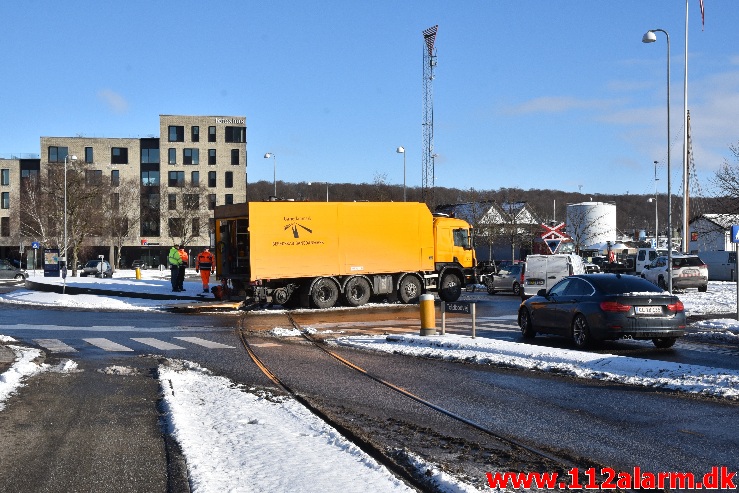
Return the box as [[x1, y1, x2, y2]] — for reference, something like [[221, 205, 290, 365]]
[[419, 294, 436, 336], [135, 267, 141, 280]]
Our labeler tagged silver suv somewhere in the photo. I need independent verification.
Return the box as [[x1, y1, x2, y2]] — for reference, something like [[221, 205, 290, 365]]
[[641, 254, 708, 292]]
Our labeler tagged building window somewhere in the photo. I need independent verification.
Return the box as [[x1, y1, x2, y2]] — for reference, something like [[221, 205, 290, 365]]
[[192, 218, 200, 236], [1, 217, 8, 237], [225, 126, 246, 143], [231, 149, 239, 165], [168, 217, 184, 236], [183, 148, 199, 165], [191, 126, 200, 142], [85, 147, 93, 163], [225, 194, 234, 205], [208, 171, 216, 187], [141, 170, 160, 186], [225, 171, 233, 188], [1, 169, 8, 186], [168, 171, 185, 187], [208, 194, 216, 210], [111, 170, 120, 186], [191, 171, 200, 187], [168, 125, 184, 142], [141, 148, 160, 164], [208, 149, 216, 165], [168, 148, 176, 165], [208, 126, 216, 142], [112, 193, 120, 212], [48, 146, 68, 163], [184, 194, 199, 210], [168, 194, 177, 210], [1, 192, 8, 209], [111, 147, 128, 164], [85, 170, 102, 186]]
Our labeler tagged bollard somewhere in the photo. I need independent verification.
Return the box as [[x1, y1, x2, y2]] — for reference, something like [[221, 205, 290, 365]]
[[419, 294, 436, 336], [135, 267, 141, 280]]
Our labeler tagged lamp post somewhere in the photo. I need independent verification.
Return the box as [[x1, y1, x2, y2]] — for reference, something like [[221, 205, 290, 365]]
[[264, 152, 276, 197], [396, 146, 406, 201], [649, 159, 659, 248], [63, 153, 78, 294], [643, 29, 672, 292], [308, 182, 329, 202]]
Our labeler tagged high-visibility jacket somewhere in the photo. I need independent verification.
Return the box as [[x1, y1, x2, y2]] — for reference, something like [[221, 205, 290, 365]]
[[196, 250, 215, 271], [178, 249, 188, 264], [168, 247, 183, 266]]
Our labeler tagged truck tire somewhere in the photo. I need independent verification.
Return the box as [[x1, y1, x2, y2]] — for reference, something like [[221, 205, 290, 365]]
[[344, 276, 371, 307], [310, 277, 339, 309], [439, 273, 462, 302], [398, 275, 422, 304]]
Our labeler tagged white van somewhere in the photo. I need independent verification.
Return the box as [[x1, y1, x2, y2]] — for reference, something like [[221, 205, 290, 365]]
[[699, 251, 736, 281], [521, 254, 585, 299]]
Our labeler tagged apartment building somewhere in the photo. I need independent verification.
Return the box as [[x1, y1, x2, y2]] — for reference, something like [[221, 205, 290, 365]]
[[0, 114, 247, 268]]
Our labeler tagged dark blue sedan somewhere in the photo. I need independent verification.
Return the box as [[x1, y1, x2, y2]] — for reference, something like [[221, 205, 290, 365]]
[[518, 274, 686, 349]]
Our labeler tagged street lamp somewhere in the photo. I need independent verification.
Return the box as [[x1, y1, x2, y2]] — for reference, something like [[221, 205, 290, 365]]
[[264, 152, 276, 197], [396, 146, 406, 201], [63, 153, 78, 294], [649, 160, 659, 248], [643, 28, 673, 292], [308, 182, 329, 202]]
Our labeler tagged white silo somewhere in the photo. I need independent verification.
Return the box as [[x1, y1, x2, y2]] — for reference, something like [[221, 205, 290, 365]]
[[566, 202, 617, 248]]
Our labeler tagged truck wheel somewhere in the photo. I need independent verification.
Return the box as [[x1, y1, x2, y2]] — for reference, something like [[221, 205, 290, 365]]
[[398, 275, 422, 304], [310, 278, 339, 309], [439, 273, 462, 302], [344, 277, 371, 307]]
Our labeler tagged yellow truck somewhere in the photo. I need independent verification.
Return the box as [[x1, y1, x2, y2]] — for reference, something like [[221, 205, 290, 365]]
[[214, 201, 476, 308]]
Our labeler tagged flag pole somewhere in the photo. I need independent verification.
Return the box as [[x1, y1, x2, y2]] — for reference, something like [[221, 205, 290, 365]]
[[682, 0, 689, 253]]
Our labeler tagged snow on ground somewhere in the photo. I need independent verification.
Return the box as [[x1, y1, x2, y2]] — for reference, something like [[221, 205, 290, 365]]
[[1, 275, 739, 491]]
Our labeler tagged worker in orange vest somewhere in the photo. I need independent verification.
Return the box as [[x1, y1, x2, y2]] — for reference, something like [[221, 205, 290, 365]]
[[177, 247, 189, 291], [196, 247, 215, 294]]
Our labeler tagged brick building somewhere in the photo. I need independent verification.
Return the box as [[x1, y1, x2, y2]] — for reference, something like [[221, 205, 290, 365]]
[[0, 114, 246, 268]]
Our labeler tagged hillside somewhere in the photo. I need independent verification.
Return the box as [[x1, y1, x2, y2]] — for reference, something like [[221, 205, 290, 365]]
[[246, 180, 723, 238]]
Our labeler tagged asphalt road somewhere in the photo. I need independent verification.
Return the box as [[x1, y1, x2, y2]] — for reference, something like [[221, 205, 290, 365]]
[[0, 296, 738, 490]]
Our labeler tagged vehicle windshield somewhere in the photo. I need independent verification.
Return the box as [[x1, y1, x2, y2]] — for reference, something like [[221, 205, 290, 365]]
[[673, 257, 704, 268], [85, 261, 101, 267], [588, 275, 663, 294]]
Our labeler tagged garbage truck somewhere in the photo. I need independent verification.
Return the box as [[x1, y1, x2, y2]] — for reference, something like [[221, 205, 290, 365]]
[[213, 201, 476, 308]]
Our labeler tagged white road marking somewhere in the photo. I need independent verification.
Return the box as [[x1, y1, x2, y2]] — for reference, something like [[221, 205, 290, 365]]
[[34, 339, 77, 353], [131, 338, 186, 350], [83, 338, 134, 352], [174, 337, 235, 349]]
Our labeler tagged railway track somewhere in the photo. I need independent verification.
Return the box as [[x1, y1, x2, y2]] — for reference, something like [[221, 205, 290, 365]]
[[237, 311, 625, 492]]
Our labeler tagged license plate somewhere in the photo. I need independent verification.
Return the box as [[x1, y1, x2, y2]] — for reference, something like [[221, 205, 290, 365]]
[[635, 306, 662, 315], [679, 269, 699, 277]]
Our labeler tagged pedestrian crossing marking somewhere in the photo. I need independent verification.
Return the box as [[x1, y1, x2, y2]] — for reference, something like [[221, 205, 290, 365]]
[[33, 339, 77, 353], [174, 336, 236, 349], [83, 338, 134, 352], [131, 338, 186, 350]]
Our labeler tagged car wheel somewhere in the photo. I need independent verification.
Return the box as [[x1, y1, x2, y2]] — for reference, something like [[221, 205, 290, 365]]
[[652, 337, 677, 348], [485, 280, 496, 295], [518, 308, 536, 339], [14, 274, 24, 280], [572, 314, 591, 349], [698, 284, 707, 293], [512, 281, 521, 296]]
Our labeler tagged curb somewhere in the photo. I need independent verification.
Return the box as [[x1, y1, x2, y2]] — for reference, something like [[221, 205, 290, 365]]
[[24, 279, 206, 302]]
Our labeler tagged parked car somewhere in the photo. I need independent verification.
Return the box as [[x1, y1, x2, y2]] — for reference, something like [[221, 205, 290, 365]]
[[485, 263, 524, 296], [521, 254, 585, 299], [641, 254, 708, 292], [0, 259, 28, 280], [518, 273, 686, 349], [131, 260, 149, 270], [79, 260, 113, 278]]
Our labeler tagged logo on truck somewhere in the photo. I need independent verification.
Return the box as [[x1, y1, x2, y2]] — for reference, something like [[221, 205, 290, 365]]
[[272, 215, 326, 247], [283, 216, 313, 238]]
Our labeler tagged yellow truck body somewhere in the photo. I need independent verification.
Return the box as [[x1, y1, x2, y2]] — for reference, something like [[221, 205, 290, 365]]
[[214, 201, 475, 308]]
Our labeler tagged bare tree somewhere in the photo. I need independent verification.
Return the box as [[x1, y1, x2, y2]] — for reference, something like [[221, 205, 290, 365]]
[[711, 142, 739, 214], [106, 178, 144, 270], [163, 184, 211, 249], [565, 206, 610, 254]]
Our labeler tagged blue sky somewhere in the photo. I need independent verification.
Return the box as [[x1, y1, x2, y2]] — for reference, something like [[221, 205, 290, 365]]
[[1, 1, 737, 198]]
